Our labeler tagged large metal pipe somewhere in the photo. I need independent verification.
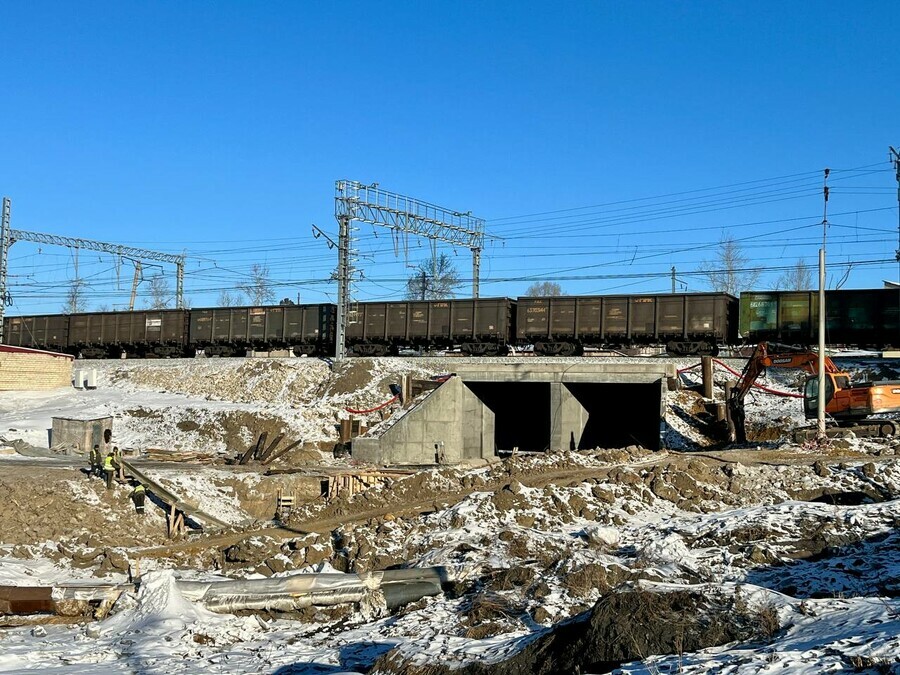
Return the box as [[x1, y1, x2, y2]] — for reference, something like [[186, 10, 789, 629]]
[[175, 567, 446, 613]]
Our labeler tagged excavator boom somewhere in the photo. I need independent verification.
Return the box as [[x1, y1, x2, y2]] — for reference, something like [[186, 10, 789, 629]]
[[728, 342, 899, 443]]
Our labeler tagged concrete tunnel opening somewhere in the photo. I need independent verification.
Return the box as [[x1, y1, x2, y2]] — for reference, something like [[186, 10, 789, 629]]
[[565, 382, 662, 451], [463, 382, 552, 452]]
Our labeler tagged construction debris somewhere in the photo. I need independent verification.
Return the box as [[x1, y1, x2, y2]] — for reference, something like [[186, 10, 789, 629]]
[[325, 469, 414, 500]]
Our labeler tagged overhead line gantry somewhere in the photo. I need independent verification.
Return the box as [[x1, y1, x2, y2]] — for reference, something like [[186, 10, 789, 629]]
[[330, 180, 493, 361], [0, 196, 186, 342]]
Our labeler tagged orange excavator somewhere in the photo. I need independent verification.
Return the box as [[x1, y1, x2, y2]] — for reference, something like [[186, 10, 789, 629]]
[[728, 342, 900, 443]]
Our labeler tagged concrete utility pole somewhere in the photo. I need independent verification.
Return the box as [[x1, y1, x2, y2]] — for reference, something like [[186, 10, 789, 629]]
[[890, 148, 900, 327], [671, 266, 676, 293], [817, 169, 830, 439]]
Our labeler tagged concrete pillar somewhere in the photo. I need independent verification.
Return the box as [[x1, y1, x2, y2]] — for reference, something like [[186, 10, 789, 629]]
[[551, 383, 588, 451], [460, 382, 495, 459]]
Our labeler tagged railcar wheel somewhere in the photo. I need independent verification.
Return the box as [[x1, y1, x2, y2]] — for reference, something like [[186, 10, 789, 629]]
[[879, 422, 897, 437], [558, 342, 576, 357]]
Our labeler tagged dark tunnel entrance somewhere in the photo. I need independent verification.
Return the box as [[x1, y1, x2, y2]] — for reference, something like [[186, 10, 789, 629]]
[[566, 382, 662, 451], [464, 382, 552, 452]]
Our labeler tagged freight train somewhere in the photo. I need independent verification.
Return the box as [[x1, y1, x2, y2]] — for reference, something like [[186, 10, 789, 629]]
[[2, 288, 898, 358]]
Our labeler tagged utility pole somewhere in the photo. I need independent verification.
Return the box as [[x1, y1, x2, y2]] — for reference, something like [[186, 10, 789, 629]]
[[817, 168, 830, 440], [128, 261, 142, 311], [472, 247, 481, 298], [671, 266, 676, 294], [420, 270, 428, 301], [891, 147, 900, 295], [0, 198, 10, 343], [336, 215, 352, 362]]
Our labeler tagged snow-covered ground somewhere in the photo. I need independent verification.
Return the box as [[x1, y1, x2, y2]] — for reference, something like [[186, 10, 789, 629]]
[[1, 355, 899, 673]]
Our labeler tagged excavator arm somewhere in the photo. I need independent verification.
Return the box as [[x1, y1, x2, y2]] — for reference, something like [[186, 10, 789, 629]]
[[728, 342, 840, 443]]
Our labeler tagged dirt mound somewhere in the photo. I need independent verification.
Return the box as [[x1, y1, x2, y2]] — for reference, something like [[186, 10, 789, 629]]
[[373, 586, 769, 675], [0, 467, 171, 549], [105, 358, 332, 405]]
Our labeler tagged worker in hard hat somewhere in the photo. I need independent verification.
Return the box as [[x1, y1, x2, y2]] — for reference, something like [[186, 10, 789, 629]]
[[103, 451, 116, 490], [89, 444, 102, 478], [130, 484, 147, 514]]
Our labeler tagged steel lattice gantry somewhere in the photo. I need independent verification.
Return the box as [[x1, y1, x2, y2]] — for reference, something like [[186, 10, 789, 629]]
[[332, 180, 490, 361], [0, 196, 186, 342]]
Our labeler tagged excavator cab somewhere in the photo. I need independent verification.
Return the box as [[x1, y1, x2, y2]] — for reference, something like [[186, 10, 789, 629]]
[[803, 375, 834, 419]]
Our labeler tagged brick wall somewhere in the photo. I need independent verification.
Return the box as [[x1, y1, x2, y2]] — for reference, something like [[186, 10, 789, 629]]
[[0, 351, 73, 390]]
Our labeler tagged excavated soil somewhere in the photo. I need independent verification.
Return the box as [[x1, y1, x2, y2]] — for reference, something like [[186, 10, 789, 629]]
[[372, 587, 768, 675], [0, 466, 170, 549]]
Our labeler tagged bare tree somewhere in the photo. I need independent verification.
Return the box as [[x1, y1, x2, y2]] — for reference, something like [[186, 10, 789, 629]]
[[775, 259, 813, 290], [95, 304, 111, 312], [217, 289, 240, 307], [525, 281, 565, 296], [239, 263, 275, 305], [699, 235, 760, 295], [405, 253, 462, 300], [63, 279, 87, 314], [146, 273, 171, 309]]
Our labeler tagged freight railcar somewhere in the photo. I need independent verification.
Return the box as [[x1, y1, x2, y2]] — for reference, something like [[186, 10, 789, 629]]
[[67, 309, 189, 357], [188, 304, 336, 356], [741, 288, 900, 348], [517, 293, 738, 356], [2, 314, 70, 353], [347, 298, 515, 355]]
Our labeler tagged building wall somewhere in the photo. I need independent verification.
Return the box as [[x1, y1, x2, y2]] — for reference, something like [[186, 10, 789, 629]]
[[0, 350, 73, 390]]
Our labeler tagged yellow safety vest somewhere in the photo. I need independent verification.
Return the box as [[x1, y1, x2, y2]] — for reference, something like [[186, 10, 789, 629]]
[[104, 456, 114, 471]]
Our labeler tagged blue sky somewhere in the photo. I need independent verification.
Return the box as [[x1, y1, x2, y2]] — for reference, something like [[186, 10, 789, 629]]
[[1, 1, 898, 313]]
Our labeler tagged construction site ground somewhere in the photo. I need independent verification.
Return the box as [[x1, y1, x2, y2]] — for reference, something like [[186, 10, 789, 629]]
[[2, 355, 900, 674]]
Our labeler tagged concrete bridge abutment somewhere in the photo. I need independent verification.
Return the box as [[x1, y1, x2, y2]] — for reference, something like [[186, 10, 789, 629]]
[[352, 361, 676, 466]]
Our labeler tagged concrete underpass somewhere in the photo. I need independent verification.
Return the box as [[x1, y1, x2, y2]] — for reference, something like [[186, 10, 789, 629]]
[[352, 362, 676, 466], [464, 382, 552, 452], [565, 382, 662, 451]]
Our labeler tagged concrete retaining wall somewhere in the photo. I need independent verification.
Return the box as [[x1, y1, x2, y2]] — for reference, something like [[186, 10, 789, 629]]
[[353, 377, 495, 466]]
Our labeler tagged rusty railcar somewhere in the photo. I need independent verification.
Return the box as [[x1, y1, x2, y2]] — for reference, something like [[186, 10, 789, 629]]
[[516, 293, 737, 355], [188, 304, 336, 356], [67, 310, 189, 357], [347, 298, 516, 355], [2, 314, 70, 353]]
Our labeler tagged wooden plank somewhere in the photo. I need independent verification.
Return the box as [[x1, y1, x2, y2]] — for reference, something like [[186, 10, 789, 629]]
[[261, 438, 303, 466], [258, 433, 284, 463], [252, 432, 269, 461]]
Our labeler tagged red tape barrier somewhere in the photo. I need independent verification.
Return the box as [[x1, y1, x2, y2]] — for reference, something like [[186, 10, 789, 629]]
[[676, 360, 803, 399], [345, 395, 399, 414]]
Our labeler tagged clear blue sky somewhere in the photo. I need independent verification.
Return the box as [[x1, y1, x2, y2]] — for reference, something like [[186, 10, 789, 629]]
[[1, 1, 898, 313]]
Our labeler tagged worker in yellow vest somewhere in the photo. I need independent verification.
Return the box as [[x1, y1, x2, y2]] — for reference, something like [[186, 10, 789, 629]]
[[103, 452, 115, 490], [113, 446, 125, 480], [130, 484, 147, 514]]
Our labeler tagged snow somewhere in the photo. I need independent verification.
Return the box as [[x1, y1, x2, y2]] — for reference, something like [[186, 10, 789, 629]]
[[2, 356, 900, 672]]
